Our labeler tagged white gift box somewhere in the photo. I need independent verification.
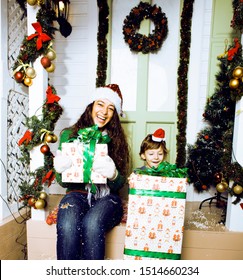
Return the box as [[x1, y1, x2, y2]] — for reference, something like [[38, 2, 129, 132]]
[[61, 142, 107, 184], [124, 173, 187, 260]]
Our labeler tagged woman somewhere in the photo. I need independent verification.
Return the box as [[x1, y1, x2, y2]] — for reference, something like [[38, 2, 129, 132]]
[[54, 84, 130, 260]]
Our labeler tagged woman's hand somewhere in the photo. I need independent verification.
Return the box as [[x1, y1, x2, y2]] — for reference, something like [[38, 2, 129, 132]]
[[53, 150, 72, 173], [92, 155, 118, 181]]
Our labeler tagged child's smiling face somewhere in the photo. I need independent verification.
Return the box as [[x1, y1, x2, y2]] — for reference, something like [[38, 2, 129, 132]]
[[141, 146, 164, 169]]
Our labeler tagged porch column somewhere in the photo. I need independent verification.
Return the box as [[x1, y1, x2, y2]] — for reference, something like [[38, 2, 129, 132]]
[[27, 5, 48, 220]]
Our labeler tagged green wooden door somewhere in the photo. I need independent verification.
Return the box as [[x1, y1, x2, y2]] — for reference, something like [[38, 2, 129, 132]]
[[108, 0, 180, 176]]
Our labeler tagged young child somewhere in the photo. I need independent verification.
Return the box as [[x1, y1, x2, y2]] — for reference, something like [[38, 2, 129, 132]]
[[138, 128, 168, 170]]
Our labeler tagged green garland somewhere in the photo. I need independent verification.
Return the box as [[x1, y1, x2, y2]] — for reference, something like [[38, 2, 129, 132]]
[[18, 85, 63, 207], [176, 0, 195, 168], [231, 0, 243, 32], [96, 0, 109, 87], [122, 1, 168, 54], [13, 3, 57, 72], [14, 2, 64, 208]]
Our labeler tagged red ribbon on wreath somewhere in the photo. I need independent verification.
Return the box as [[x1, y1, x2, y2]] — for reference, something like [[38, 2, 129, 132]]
[[46, 86, 61, 104], [27, 22, 52, 51], [18, 130, 33, 146]]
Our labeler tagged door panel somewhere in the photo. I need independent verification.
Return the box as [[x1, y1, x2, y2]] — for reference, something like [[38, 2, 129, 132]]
[[111, 0, 181, 171]]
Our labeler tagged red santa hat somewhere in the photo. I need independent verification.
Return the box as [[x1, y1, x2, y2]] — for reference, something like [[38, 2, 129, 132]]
[[152, 128, 166, 142], [90, 84, 124, 117]]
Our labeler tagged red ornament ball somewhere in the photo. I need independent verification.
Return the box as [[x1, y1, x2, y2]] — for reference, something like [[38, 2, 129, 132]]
[[201, 185, 207, 190], [41, 56, 51, 68], [14, 71, 25, 82], [40, 144, 50, 154], [27, 196, 36, 207]]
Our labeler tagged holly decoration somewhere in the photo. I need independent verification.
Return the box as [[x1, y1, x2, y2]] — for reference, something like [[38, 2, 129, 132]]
[[12, 3, 58, 87], [14, 2, 66, 208], [18, 85, 63, 208]]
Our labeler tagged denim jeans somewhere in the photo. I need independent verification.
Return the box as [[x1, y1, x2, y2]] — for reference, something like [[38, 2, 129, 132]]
[[56, 191, 123, 260]]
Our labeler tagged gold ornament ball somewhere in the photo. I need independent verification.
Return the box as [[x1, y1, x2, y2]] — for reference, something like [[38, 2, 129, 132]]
[[46, 63, 55, 73], [229, 78, 240, 89], [25, 67, 37, 79], [37, 0, 45, 5], [51, 134, 58, 143], [45, 134, 54, 143], [39, 191, 48, 200], [23, 77, 33, 87], [35, 198, 46, 209], [46, 50, 56, 61], [233, 184, 243, 195], [27, 0, 37, 6], [232, 67, 243, 79], [216, 182, 228, 193]]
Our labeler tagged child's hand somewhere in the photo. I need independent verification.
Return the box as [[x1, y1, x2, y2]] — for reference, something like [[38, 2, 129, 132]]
[[93, 155, 118, 181], [53, 150, 72, 173]]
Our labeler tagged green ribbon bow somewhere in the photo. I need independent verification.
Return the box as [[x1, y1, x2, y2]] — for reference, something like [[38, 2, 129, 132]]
[[134, 161, 188, 178], [68, 125, 111, 193], [76, 125, 111, 144]]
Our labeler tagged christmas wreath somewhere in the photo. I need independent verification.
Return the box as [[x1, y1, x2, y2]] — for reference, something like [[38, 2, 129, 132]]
[[122, 1, 168, 54]]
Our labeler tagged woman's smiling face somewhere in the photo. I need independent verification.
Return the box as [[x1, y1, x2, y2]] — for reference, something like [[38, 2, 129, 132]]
[[91, 99, 115, 128]]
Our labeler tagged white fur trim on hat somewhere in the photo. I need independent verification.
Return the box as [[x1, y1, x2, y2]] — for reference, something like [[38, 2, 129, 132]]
[[90, 87, 122, 116]]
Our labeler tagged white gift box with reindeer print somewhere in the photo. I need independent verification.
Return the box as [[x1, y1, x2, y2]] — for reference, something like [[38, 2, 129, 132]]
[[124, 173, 188, 260], [61, 142, 108, 184]]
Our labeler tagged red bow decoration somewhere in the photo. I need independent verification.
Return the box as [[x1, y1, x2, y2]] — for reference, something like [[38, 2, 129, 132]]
[[42, 170, 56, 187], [46, 86, 61, 104], [27, 22, 52, 51], [18, 130, 33, 146], [227, 38, 240, 61], [240, 203, 243, 210]]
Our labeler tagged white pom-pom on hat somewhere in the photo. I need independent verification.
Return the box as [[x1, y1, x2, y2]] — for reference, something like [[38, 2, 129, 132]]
[[152, 128, 166, 142], [90, 84, 125, 117]]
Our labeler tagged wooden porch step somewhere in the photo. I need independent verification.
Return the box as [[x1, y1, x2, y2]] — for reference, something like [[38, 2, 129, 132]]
[[26, 219, 243, 260]]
